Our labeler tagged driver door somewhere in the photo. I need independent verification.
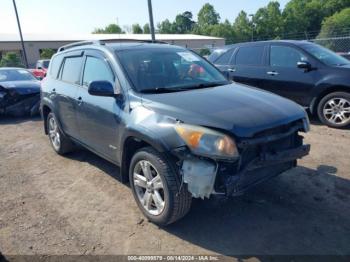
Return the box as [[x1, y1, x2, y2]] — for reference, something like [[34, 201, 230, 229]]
[[75, 51, 122, 162], [262, 44, 317, 106]]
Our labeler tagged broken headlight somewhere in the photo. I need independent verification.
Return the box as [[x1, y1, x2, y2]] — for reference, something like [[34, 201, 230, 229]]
[[175, 123, 239, 159]]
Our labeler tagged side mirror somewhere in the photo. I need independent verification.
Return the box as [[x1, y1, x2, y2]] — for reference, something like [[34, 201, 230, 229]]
[[37, 66, 43, 70], [88, 80, 117, 97], [297, 61, 311, 70]]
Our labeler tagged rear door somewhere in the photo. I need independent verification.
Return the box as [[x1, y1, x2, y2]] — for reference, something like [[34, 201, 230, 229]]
[[262, 44, 317, 105], [75, 50, 121, 161], [231, 44, 268, 88], [54, 51, 84, 139]]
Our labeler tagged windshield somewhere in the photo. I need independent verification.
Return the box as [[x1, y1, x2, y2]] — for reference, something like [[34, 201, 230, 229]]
[[0, 69, 37, 82], [302, 43, 350, 66], [116, 48, 228, 93]]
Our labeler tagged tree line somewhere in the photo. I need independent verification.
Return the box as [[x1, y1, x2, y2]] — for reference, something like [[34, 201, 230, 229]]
[[92, 0, 350, 44]]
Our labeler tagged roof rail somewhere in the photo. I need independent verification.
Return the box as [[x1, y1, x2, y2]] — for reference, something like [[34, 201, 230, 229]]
[[57, 39, 168, 52], [57, 40, 104, 52]]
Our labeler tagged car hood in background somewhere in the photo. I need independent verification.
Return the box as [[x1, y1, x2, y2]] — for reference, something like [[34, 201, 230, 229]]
[[141, 83, 307, 138], [0, 80, 41, 95]]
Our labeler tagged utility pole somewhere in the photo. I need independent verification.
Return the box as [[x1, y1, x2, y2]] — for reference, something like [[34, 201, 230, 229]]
[[249, 14, 254, 42], [147, 0, 156, 42], [12, 0, 28, 68]]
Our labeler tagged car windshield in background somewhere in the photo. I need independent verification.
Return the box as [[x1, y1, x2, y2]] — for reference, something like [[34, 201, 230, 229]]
[[302, 44, 350, 66], [43, 60, 50, 68], [0, 69, 36, 82], [116, 48, 228, 93]]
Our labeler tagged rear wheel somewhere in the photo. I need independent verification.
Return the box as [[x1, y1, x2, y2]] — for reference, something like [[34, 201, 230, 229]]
[[317, 92, 350, 128], [47, 112, 74, 155], [129, 147, 192, 225]]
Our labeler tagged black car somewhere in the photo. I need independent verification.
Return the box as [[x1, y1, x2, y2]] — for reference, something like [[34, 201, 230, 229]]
[[209, 40, 350, 128], [0, 67, 41, 116], [41, 40, 310, 225]]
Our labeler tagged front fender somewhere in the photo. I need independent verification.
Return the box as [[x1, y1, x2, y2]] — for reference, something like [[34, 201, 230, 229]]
[[120, 106, 186, 154]]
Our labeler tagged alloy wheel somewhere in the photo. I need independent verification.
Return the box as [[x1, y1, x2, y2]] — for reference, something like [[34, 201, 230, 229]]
[[133, 160, 165, 216], [48, 117, 61, 151], [323, 97, 350, 125]]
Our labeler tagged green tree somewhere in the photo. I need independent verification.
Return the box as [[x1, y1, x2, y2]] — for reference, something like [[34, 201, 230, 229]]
[[92, 23, 124, 34], [40, 48, 56, 59], [0, 52, 24, 67], [174, 11, 195, 33], [282, 0, 350, 38], [317, 7, 350, 51], [233, 11, 253, 42], [158, 19, 175, 33], [143, 23, 151, 34], [132, 23, 143, 34], [253, 1, 283, 40], [206, 20, 235, 40], [197, 3, 220, 33]]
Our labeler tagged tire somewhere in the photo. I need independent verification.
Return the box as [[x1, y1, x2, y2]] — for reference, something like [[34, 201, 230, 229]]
[[317, 92, 350, 128], [129, 147, 192, 226], [46, 112, 74, 155]]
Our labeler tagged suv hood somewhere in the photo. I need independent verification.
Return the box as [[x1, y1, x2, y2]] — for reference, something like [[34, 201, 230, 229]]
[[141, 83, 307, 138]]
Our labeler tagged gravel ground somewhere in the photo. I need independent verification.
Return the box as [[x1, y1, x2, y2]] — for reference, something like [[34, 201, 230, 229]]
[[0, 116, 349, 260]]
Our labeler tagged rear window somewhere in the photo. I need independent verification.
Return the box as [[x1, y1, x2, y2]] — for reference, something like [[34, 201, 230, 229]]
[[236, 46, 264, 66], [49, 55, 63, 79], [215, 49, 235, 65], [60, 56, 83, 84]]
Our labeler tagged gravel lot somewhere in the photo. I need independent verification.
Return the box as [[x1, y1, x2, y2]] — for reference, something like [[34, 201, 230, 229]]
[[0, 116, 349, 259]]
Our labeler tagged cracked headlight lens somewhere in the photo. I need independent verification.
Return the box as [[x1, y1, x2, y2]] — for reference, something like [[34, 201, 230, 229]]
[[175, 123, 239, 159]]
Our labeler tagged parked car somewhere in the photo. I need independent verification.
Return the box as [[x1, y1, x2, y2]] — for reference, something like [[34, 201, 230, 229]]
[[0, 67, 41, 116], [30, 59, 50, 80], [338, 52, 350, 61], [41, 40, 310, 225], [209, 40, 350, 128]]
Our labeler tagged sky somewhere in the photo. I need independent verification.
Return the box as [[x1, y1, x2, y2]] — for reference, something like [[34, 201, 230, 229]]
[[0, 0, 289, 35]]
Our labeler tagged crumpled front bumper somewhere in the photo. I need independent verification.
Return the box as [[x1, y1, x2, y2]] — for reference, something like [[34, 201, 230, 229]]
[[225, 144, 310, 196], [0, 94, 40, 116]]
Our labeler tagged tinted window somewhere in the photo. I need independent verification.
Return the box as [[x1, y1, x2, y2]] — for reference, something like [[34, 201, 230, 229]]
[[49, 55, 63, 79], [236, 46, 264, 66], [0, 69, 36, 82], [61, 56, 83, 84], [270, 45, 307, 67], [117, 48, 227, 93], [43, 60, 50, 68], [301, 43, 350, 66], [82, 56, 114, 86], [215, 49, 234, 65]]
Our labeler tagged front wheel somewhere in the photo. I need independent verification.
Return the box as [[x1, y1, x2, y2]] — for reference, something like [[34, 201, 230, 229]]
[[317, 92, 350, 128], [129, 147, 192, 225]]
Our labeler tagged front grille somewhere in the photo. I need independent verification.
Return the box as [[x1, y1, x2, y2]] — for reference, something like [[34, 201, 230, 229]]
[[238, 121, 303, 168]]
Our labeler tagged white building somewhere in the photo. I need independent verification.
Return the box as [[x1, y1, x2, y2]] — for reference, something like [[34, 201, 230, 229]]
[[0, 34, 225, 68]]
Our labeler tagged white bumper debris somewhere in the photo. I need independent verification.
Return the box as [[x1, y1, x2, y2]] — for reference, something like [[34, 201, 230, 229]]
[[182, 158, 217, 199]]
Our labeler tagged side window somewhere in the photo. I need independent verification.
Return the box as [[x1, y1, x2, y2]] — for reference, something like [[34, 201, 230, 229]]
[[61, 56, 83, 84], [215, 49, 234, 65], [49, 55, 63, 79], [270, 45, 308, 67], [236, 46, 264, 66], [82, 56, 114, 86]]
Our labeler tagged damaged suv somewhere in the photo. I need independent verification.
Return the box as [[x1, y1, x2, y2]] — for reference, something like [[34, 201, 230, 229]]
[[41, 40, 310, 225]]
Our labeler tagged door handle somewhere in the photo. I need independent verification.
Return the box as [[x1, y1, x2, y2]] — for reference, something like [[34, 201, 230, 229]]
[[267, 71, 279, 76], [227, 68, 236, 72]]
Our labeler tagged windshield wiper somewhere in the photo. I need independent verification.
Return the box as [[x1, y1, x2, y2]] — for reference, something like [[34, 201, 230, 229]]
[[139, 81, 229, 94], [169, 81, 229, 91], [139, 87, 189, 94]]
